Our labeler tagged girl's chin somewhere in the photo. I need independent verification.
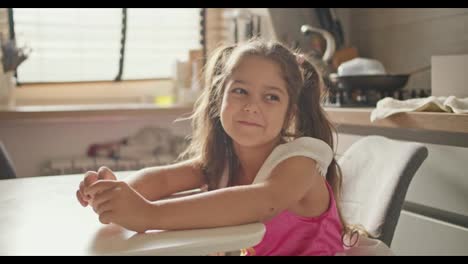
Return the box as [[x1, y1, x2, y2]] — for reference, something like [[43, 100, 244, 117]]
[[229, 133, 276, 148]]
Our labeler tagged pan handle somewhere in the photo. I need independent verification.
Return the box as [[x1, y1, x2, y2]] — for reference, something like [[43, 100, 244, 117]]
[[407, 65, 431, 75]]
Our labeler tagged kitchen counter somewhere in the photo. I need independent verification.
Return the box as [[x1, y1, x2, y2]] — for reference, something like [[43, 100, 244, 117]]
[[325, 107, 468, 134], [1, 104, 468, 134]]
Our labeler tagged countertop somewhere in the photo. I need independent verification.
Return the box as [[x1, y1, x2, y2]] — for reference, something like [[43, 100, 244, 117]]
[[1, 104, 467, 134]]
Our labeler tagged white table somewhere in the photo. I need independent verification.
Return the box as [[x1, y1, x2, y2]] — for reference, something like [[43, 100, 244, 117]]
[[0, 172, 265, 255]]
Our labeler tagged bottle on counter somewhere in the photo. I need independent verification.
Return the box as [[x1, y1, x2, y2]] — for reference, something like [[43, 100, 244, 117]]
[[397, 90, 404, 100], [419, 89, 427, 98]]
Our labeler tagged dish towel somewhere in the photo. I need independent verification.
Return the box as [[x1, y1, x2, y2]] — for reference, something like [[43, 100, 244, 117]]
[[370, 96, 468, 122]]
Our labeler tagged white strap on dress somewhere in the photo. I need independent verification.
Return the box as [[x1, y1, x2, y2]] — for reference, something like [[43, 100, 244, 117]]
[[218, 137, 334, 188], [252, 137, 334, 184]]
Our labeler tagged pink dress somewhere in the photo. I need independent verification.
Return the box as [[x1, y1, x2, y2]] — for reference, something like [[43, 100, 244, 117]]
[[218, 137, 345, 256], [242, 182, 344, 256]]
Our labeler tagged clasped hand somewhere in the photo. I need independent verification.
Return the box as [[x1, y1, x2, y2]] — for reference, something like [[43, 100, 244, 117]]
[[76, 167, 153, 233]]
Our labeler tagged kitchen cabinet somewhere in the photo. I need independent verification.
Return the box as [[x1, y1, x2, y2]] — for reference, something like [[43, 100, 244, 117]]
[[337, 132, 468, 255], [392, 211, 468, 255]]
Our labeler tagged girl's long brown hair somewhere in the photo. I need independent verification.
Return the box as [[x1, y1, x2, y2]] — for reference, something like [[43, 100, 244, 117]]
[[179, 38, 356, 239]]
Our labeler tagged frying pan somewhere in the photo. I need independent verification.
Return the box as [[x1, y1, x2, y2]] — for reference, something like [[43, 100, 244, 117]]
[[330, 74, 409, 91], [328, 66, 431, 92]]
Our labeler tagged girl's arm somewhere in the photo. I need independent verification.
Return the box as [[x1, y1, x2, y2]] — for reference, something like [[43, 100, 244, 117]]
[[124, 158, 206, 201], [147, 156, 325, 230]]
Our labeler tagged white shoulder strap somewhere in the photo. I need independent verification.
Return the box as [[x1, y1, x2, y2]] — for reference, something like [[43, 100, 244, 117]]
[[253, 137, 334, 184]]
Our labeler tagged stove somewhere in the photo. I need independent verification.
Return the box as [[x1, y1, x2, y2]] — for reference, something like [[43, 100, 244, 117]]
[[322, 88, 403, 107]]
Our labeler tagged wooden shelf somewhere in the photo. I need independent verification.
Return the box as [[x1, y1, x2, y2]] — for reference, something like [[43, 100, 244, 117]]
[[1, 104, 467, 134], [325, 107, 468, 134], [0, 104, 194, 121]]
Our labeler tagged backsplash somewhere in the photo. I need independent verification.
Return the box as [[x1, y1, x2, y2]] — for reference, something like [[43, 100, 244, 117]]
[[348, 8, 468, 93]]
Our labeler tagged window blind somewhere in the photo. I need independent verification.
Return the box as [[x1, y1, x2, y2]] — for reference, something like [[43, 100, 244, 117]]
[[123, 8, 201, 80], [13, 8, 122, 82], [12, 8, 202, 83]]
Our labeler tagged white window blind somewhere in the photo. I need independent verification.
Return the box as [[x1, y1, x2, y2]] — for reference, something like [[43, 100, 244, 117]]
[[12, 8, 202, 83], [123, 8, 201, 80], [13, 8, 122, 83]]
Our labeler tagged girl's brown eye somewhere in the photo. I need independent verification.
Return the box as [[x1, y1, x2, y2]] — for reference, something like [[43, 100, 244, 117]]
[[266, 94, 280, 101], [232, 88, 247, 95]]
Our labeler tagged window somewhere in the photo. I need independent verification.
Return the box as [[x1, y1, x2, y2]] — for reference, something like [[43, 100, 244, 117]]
[[123, 9, 201, 80], [11, 8, 202, 83]]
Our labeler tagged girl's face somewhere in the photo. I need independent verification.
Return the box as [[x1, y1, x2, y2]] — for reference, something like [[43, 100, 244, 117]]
[[220, 55, 290, 148]]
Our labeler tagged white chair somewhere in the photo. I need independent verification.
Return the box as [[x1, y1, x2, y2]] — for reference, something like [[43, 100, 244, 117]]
[[338, 136, 428, 247]]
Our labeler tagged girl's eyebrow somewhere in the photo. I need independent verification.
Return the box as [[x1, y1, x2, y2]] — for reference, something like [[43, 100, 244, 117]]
[[232, 79, 248, 86], [265, 86, 287, 96], [232, 79, 287, 96]]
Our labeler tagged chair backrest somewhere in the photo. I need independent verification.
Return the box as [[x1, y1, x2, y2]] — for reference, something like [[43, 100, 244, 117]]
[[0, 141, 16, 180], [338, 136, 428, 247]]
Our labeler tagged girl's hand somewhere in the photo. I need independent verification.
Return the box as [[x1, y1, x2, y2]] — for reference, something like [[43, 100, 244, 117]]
[[76, 167, 117, 207], [76, 171, 98, 207], [85, 180, 153, 233]]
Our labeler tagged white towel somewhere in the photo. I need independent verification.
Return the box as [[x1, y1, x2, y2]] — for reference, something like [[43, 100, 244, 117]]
[[370, 96, 468, 122]]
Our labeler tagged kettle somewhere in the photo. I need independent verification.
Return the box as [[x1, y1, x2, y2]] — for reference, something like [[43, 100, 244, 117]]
[[300, 25, 338, 93], [300, 25, 336, 63]]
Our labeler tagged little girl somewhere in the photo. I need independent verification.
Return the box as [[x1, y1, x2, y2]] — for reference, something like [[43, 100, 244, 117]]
[[77, 38, 350, 256]]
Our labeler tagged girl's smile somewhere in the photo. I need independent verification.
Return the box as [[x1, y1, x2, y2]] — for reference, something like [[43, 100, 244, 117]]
[[237, 120, 263, 128]]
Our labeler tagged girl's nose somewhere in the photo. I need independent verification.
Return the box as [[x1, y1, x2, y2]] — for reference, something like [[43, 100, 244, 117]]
[[243, 102, 259, 114]]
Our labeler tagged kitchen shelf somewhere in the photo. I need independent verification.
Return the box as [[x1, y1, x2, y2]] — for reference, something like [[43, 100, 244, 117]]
[[0, 104, 194, 121], [1, 104, 468, 134], [325, 107, 468, 134]]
